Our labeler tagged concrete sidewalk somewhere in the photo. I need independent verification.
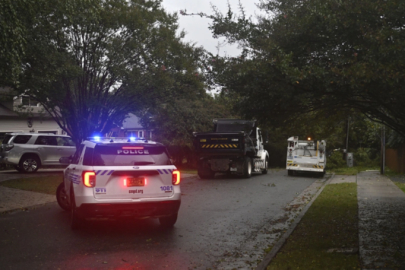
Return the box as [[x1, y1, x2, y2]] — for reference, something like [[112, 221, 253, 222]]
[[358, 171, 405, 269]]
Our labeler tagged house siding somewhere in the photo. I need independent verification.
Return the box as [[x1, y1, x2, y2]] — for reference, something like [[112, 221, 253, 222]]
[[0, 118, 62, 135]]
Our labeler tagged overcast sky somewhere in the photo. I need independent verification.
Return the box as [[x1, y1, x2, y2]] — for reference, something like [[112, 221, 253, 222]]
[[162, 0, 262, 56]]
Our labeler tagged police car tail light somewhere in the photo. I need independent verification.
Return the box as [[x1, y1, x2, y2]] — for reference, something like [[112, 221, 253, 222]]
[[172, 170, 180, 185], [83, 171, 96, 187]]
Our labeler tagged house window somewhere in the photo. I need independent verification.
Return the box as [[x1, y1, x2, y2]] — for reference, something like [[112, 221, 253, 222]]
[[138, 131, 144, 138], [22, 96, 39, 107], [149, 131, 153, 140]]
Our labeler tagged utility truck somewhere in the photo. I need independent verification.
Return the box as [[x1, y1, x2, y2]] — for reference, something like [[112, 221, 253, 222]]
[[286, 136, 326, 176], [193, 119, 269, 179]]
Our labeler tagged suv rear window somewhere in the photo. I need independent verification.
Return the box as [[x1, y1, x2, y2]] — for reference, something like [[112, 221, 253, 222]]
[[84, 144, 171, 166], [13, 135, 32, 144]]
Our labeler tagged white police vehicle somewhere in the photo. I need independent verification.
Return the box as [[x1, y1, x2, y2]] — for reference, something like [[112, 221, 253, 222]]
[[56, 137, 181, 230]]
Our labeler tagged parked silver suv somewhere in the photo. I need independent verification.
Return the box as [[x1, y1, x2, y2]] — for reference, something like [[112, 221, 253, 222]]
[[0, 133, 76, 173]]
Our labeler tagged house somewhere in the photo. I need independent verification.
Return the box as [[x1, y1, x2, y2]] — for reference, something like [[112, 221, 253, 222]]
[[0, 88, 152, 141], [108, 113, 153, 140], [0, 87, 64, 141]]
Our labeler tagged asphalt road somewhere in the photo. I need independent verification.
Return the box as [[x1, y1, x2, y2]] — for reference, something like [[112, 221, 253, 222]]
[[0, 170, 319, 270]]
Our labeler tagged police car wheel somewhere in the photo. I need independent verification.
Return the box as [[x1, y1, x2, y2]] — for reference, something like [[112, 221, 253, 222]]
[[56, 182, 71, 211], [70, 190, 83, 230], [243, 157, 252, 178], [159, 214, 178, 228]]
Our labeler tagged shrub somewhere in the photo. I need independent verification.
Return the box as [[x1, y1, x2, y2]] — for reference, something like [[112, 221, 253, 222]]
[[327, 151, 346, 170], [354, 148, 379, 167]]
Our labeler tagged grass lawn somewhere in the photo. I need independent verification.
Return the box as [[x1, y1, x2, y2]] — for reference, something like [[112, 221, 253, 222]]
[[180, 170, 197, 174], [394, 182, 405, 193], [0, 175, 63, 195], [328, 166, 379, 175], [267, 183, 360, 270]]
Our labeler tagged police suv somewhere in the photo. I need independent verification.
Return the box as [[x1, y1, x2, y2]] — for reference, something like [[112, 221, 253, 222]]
[[56, 137, 181, 230]]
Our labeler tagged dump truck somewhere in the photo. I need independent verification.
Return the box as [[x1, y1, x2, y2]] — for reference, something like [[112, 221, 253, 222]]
[[193, 119, 269, 179], [286, 136, 326, 176]]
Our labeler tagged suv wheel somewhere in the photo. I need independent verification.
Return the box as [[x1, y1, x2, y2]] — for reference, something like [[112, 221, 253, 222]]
[[159, 214, 178, 227], [56, 183, 71, 211], [19, 155, 40, 173]]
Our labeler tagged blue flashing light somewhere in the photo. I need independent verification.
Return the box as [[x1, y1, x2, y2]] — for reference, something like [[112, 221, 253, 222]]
[[130, 136, 136, 141], [93, 136, 101, 141]]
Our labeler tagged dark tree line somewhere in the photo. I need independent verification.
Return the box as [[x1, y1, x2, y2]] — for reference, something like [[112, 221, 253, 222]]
[[192, 0, 405, 138]]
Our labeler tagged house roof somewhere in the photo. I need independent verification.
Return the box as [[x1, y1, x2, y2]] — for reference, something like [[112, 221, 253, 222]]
[[122, 113, 144, 129]]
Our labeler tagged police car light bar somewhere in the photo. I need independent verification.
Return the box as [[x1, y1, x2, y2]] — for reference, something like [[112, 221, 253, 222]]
[[87, 137, 147, 143]]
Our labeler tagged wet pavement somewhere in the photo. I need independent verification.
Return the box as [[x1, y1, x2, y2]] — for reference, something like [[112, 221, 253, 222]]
[[2, 169, 405, 269], [358, 171, 405, 269], [0, 169, 62, 213]]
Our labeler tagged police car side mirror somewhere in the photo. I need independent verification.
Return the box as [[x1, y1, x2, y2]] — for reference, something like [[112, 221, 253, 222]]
[[59, 156, 72, 164]]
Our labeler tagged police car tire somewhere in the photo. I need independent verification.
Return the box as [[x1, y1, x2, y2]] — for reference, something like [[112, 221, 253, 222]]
[[56, 182, 71, 211], [243, 157, 252, 178], [159, 213, 178, 227], [262, 158, 268, 174], [70, 190, 83, 230]]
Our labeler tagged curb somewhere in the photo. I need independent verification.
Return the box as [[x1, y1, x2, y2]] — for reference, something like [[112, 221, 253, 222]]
[[255, 173, 335, 270], [0, 200, 56, 215]]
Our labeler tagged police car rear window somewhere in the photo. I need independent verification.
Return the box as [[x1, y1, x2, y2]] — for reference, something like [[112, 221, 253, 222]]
[[88, 144, 171, 166]]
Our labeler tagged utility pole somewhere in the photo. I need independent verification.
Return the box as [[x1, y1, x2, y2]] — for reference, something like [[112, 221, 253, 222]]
[[381, 126, 385, 174]]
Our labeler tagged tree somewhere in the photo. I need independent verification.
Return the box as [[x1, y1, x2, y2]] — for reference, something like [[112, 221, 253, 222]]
[[0, 0, 35, 86], [195, 0, 405, 137], [140, 96, 233, 146], [17, 0, 206, 145]]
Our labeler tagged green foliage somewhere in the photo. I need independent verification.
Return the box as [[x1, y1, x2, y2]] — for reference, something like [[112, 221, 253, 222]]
[[354, 148, 379, 167], [140, 96, 233, 146], [0, 0, 35, 85], [204, 0, 405, 139], [15, 0, 208, 145], [327, 151, 346, 170]]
